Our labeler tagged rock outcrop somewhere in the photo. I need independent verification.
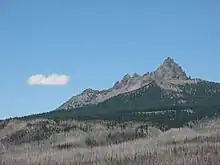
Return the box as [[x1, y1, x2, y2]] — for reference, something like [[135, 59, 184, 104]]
[[58, 57, 199, 110]]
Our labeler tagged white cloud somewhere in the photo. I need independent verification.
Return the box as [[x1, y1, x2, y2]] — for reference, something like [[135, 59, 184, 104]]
[[27, 74, 70, 85]]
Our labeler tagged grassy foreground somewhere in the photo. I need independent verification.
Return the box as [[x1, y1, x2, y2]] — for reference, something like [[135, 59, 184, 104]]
[[1, 118, 220, 165], [1, 139, 220, 165]]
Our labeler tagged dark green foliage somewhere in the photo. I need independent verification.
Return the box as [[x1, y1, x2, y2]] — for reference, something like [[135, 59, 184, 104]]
[[13, 81, 220, 130]]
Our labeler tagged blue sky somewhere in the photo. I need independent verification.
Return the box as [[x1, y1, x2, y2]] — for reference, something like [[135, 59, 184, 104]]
[[0, 0, 219, 119]]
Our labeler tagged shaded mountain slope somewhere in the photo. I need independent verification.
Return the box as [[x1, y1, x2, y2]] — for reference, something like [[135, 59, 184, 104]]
[[9, 57, 220, 130], [17, 79, 220, 130], [57, 57, 195, 110]]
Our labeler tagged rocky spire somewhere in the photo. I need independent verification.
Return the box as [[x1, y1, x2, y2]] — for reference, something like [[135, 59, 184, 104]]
[[132, 73, 140, 78], [151, 57, 189, 80], [122, 74, 131, 83]]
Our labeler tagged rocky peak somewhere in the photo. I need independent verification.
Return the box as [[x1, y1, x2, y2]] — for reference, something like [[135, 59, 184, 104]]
[[82, 88, 99, 94], [113, 74, 131, 89], [113, 81, 120, 89], [132, 73, 140, 78], [143, 72, 150, 77], [151, 57, 189, 80], [161, 57, 179, 68], [122, 74, 131, 82], [164, 57, 174, 64], [57, 57, 195, 110]]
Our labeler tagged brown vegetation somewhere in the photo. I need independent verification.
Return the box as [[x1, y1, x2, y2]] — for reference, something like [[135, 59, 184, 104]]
[[1, 118, 220, 165]]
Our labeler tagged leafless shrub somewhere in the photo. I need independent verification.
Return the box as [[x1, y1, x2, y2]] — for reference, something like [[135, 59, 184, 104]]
[[2, 118, 220, 165], [1, 143, 220, 165]]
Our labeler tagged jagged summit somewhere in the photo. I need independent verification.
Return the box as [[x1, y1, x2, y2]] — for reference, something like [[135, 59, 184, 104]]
[[82, 88, 99, 94], [132, 73, 140, 78], [57, 57, 196, 110], [164, 57, 175, 64], [151, 57, 189, 80], [122, 74, 131, 82]]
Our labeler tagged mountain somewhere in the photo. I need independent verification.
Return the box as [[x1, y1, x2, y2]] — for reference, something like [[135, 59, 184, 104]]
[[58, 57, 200, 110], [14, 57, 220, 129], [3, 57, 220, 165], [150, 57, 189, 80]]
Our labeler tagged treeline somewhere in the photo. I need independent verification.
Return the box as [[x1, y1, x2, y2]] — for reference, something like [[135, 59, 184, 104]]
[[14, 104, 220, 130], [12, 81, 220, 130]]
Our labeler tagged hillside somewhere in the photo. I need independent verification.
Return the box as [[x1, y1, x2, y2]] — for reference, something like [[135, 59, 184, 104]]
[[57, 57, 195, 110], [15, 58, 220, 130], [55, 57, 220, 115], [2, 57, 220, 165]]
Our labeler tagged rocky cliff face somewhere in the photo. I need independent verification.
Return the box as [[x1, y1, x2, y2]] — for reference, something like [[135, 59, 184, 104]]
[[58, 57, 199, 110], [150, 57, 189, 80]]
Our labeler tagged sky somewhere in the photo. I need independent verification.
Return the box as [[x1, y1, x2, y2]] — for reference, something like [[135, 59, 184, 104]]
[[0, 0, 220, 119]]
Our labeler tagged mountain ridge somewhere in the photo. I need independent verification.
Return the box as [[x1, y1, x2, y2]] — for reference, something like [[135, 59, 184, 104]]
[[11, 57, 220, 130], [58, 57, 201, 110]]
